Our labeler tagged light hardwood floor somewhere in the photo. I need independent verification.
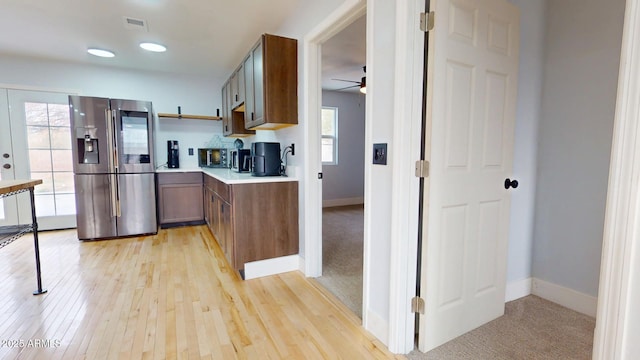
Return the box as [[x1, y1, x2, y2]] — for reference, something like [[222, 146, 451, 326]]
[[0, 226, 403, 359]]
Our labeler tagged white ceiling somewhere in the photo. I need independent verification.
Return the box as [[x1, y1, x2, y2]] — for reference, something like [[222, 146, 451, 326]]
[[321, 15, 367, 93], [0, 0, 365, 91]]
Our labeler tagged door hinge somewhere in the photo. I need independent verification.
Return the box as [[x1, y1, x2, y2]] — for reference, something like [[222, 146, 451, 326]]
[[420, 12, 435, 32], [412, 296, 425, 314], [415, 160, 430, 178]]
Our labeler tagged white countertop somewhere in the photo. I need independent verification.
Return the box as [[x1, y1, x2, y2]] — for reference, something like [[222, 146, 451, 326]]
[[155, 166, 297, 184]]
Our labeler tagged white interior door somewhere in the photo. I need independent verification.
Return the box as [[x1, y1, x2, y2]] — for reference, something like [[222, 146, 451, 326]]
[[4, 89, 77, 230], [418, 0, 520, 352]]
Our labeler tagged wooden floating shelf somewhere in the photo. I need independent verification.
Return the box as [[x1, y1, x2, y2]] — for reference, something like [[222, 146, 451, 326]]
[[158, 113, 222, 121]]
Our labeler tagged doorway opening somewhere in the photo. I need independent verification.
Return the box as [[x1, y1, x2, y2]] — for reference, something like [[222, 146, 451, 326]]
[[0, 89, 77, 230], [315, 13, 366, 319]]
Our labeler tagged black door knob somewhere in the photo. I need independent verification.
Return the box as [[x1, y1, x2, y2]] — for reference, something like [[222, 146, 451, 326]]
[[504, 178, 518, 189], [2, 153, 9, 158], [3, 164, 11, 169]]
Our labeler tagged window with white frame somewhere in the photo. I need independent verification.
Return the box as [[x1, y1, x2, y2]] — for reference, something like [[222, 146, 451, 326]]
[[321, 107, 338, 164]]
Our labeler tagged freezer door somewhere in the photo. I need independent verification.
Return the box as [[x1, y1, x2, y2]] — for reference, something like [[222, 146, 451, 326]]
[[69, 96, 112, 174], [111, 99, 155, 174], [117, 173, 157, 236], [74, 174, 117, 240]]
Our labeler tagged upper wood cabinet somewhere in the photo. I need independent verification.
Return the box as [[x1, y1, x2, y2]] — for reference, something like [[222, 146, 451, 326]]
[[230, 64, 245, 109], [221, 33, 297, 135], [244, 34, 298, 130], [222, 79, 254, 137]]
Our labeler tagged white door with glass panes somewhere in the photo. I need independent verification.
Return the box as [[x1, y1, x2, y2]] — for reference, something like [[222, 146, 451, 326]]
[[419, 0, 520, 352], [0, 89, 76, 230], [0, 90, 18, 227]]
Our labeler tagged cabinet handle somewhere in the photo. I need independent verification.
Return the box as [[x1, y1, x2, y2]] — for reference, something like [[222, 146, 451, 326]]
[[251, 112, 254, 120], [235, 94, 238, 101], [225, 125, 228, 132]]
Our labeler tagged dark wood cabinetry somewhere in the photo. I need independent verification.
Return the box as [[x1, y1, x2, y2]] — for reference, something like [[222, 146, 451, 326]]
[[230, 64, 245, 109], [221, 33, 298, 136], [157, 172, 204, 227], [222, 80, 254, 137], [203, 173, 298, 272], [244, 34, 298, 130]]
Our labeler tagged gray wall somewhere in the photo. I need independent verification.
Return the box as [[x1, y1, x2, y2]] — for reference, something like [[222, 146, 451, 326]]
[[506, 0, 546, 285], [321, 90, 366, 203], [532, 0, 625, 296]]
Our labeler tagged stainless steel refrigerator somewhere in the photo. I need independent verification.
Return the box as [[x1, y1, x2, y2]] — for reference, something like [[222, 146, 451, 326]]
[[69, 96, 157, 240]]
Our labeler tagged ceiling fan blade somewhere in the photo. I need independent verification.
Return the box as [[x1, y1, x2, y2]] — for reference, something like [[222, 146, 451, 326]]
[[332, 78, 361, 84], [335, 84, 360, 91]]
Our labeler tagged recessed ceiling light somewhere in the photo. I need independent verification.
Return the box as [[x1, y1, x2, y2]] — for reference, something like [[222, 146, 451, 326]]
[[87, 48, 115, 58], [140, 42, 166, 52]]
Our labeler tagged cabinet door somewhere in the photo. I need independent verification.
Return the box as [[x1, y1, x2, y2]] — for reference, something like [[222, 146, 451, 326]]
[[230, 66, 245, 109], [203, 186, 210, 226], [249, 41, 264, 128], [210, 194, 220, 244], [221, 200, 233, 267], [243, 54, 254, 128], [222, 82, 232, 136], [234, 65, 245, 108], [158, 183, 204, 224]]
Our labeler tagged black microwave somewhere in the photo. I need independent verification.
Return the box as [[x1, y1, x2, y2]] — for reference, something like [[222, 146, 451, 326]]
[[197, 148, 228, 168]]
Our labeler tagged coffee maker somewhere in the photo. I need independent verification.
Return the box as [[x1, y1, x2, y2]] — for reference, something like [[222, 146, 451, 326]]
[[167, 140, 179, 168]]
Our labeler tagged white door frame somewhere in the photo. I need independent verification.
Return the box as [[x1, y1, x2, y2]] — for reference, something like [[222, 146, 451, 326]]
[[593, 0, 640, 357], [302, 0, 365, 278], [387, 0, 427, 353], [302, 0, 425, 353]]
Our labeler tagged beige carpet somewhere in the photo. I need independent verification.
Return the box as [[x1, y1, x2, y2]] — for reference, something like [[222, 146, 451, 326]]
[[409, 295, 595, 359], [316, 205, 364, 318], [316, 206, 595, 359]]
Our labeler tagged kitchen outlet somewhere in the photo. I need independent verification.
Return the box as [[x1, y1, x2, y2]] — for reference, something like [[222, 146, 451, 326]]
[[188, 148, 194, 156], [373, 143, 387, 165]]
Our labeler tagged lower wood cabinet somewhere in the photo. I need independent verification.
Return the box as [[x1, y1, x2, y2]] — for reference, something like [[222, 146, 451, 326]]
[[157, 172, 204, 227], [203, 173, 298, 273]]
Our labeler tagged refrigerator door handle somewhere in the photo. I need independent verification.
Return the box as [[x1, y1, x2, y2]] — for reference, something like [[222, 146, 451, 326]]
[[115, 176, 121, 217], [109, 174, 119, 217], [106, 109, 118, 170]]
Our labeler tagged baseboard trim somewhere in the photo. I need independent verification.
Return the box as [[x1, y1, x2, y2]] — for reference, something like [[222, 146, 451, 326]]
[[505, 277, 532, 302], [532, 278, 597, 317], [365, 309, 389, 347], [322, 197, 365, 208], [243, 255, 301, 280], [298, 255, 306, 275]]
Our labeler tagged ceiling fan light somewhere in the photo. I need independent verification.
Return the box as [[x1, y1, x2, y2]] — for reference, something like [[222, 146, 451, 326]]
[[140, 42, 167, 52], [87, 48, 115, 58], [360, 76, 366, 94]]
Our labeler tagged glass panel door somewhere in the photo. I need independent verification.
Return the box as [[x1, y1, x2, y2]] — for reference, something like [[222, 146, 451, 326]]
[[0, 89, 18, 227], [7, 89, 77, 230]]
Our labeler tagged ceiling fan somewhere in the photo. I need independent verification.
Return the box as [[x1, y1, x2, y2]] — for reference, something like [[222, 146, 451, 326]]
[[332, 66, 366, 94]]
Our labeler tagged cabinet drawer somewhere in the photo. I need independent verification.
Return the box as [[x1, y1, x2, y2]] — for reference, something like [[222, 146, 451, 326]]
[[204, 174, 231, 202], [158, 172, 203, 185], [204, 173, 214, 190], [215, 181, 231, 203]]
